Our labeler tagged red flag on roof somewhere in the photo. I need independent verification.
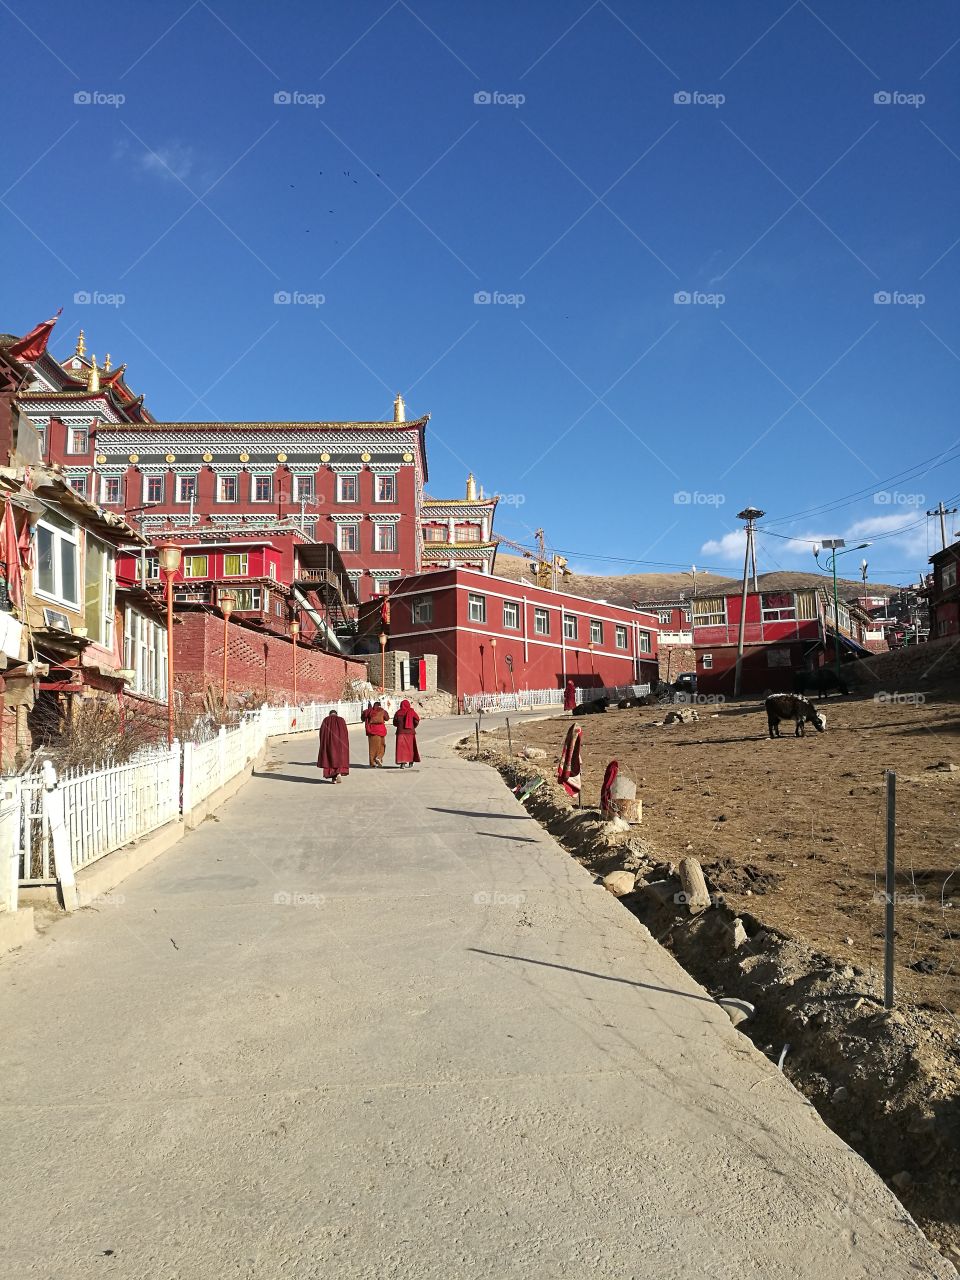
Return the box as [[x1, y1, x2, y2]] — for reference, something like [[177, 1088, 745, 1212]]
[[1, 501, 24, 609], [7, 310, 62, 362], [380, 591, 390, 628]]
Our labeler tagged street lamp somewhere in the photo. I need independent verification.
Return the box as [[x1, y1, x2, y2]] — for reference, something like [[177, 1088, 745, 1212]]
[[155, 541, 182, 746], [490, 636, 498, 692], [219, 590, 237, 719], [379, 630, 388, 693], [290, 619, 300, 704], [588, 640, 596, 681], [814, 539, 871, 679]]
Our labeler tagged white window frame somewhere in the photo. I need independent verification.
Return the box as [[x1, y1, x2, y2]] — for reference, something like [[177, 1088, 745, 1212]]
[[423, 525, 446, 543], [590, 619, 603, 645], [468, 593, 486, 624], [502, 600, 521, 630], [615, 624, 628, 650], [375, 473, 397, 503], [456, 524, 481, 543], [563, 613, 578, 641], [336, 473, 359, 503], [702, 653, 713, 669], [761, 592, 797, 623], [84, 533, 115, 648], [411, 595, 433, 625], [638, 629, 651, 653], [183, 554, 209, 579], [534, 607, 549, 635], [34, 516, 80, 609], [217, 474, 238, 503], [69, 474, 88, 497], [232, 587, 263, 611], [143, 474, 164, 505], [251, 474, 273, 504], [337, 523, 359, 553], [66, 426, 89, 455], [374, 523, 397, 552], [943, 562, 957, 591], [293, 474, 314, 502], [223, 553, 249, 577], [100, 474, 123, 505], [693, 598, 727, 627]]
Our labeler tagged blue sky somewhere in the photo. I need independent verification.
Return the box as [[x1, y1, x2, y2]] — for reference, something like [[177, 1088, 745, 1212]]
[[3, 0, 960, 585]]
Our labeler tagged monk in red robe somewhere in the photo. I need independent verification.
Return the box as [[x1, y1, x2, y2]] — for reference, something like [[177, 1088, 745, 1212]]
[[563, 678, 576, 712], [365, 700, 389, 767], [393, 699, 420, 768], [317, 709, 350, 782]]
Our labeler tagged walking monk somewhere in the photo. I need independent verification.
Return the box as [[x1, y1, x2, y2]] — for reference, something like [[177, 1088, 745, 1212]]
[[563, 678, 576, 712], [317, 708, 350, 783], [393, 699, 420, 769], [364, 700, 389, 767]]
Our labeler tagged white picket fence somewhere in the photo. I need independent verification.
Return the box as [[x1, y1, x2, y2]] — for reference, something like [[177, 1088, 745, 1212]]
[[462, 684, 650, 714], [11, 699, 362, 887]]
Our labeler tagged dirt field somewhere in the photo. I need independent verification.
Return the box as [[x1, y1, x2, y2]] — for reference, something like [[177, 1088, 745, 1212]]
[[487, 692, 960, 1019]]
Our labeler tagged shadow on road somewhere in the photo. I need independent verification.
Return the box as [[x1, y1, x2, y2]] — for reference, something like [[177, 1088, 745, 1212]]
[[468, 948, 717, 1004], [429, 807, 531, 820]]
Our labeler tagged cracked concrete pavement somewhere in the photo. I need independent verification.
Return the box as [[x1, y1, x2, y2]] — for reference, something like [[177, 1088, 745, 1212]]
[[0, 714, 953, 1279]]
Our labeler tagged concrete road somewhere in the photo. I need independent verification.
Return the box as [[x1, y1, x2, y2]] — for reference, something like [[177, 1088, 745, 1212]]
[[0, 716, 952, 1280]]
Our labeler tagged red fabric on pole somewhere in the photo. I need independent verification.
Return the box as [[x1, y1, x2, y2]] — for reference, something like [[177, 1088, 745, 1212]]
[[1, 501, 24, 609], [7, 311, 61, 362], [316, 710, 350, 777], [600, 760, 619, 815], [557, 724, 582, 797]]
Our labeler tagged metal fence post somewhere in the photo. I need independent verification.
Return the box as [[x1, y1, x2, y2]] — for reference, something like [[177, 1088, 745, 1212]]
[[884, 769, 896, 1011]]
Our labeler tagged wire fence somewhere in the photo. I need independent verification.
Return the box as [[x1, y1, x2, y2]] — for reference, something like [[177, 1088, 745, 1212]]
[[461, 684, 651, 714]]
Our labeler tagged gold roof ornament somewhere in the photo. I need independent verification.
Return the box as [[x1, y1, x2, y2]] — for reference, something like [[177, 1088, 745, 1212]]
[[393, 392, 406, 423], [87, 355, 100, 393], [104, 353, 112, 372], [75, 330, 86, 358], [465, 472, 477, 501]]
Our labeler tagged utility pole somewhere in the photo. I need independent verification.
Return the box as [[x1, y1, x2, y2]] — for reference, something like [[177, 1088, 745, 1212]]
[[926, 501, 958, 551], [733, 507, 765, 697]]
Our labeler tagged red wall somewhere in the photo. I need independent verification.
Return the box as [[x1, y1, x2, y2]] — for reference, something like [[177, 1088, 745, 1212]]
[[173, 612, 367, 708], [387, 570, 659, 696]]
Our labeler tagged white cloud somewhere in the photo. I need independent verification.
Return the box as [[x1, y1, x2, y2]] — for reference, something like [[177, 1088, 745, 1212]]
[[701, 507, 931, 569], [138, 142, 196, 185], [700, 529, 746, 560]]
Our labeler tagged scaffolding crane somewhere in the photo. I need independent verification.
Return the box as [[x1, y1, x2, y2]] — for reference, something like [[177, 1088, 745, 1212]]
[[493, 529, 571, 591]]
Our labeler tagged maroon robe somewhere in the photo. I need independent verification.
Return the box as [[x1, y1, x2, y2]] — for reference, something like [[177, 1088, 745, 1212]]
[[563, 679, 576, 711], [317, 711, 350, 778], [393, 700, 421, 764]]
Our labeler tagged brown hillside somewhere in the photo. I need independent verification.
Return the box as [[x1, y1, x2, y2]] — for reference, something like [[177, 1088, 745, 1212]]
[[492, 553, 898, 606]]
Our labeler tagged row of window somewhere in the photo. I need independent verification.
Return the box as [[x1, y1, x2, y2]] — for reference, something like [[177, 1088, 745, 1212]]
[[409, 592, 652, 651], [173, 584, 284, 617], [423, 525, 482, 543], [123, 607, 167, 701], [35, 513, 115, 646], [337, 523, 396, 553], [67, 471, 399, 507]]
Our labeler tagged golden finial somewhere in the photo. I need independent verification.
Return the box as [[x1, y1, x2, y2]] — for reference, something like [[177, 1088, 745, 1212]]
[[75, 329, 86, 358], [87, 355, 100, 393], [393, 391, 406, 423], [103, 353, 112, 372], [466, 472, 477, 501]]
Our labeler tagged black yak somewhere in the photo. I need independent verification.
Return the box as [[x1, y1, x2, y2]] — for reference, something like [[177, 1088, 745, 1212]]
[[794, 668, 848, 699], [765, 693, 826, 739]]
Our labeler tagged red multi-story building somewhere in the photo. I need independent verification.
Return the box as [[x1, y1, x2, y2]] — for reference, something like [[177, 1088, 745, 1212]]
[[387, 568, 659, 697]]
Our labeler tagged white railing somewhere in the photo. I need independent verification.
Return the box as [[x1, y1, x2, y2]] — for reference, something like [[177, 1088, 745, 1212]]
[[14, 699, 363, 883], [461, 684, 650, 714]]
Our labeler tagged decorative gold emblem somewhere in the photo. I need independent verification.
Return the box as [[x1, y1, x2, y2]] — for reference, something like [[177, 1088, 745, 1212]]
[[239, 452, 250, 463], [95, 453, 107, 464], [165, 453, 176, 463], [402, 451, 413, 462], [320, 452, 331, 462], [128, 453, 139, 464], [202, 452, 213, 463], [276, 452, 287, 463], [361, 452, 371, 463]]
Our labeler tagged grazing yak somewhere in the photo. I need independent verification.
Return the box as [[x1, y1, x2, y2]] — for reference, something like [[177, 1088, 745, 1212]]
[[794, 667, 848, 699], [572, 696, 609, 717], [765, 693, 826, 739]]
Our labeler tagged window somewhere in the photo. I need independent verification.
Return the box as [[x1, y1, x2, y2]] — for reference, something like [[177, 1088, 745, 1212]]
[[35, 424, 47, 457], [534, 607, 549, 635], [336, 473, 358, 503], [140, 555, 159, 583], [223, 553, 249, 577], [615, 625, 628, 650], [35, 516, 79, 607], [424, 526, 446, 542], [124, 607, 166, 701], [692, 597, 727, 627], [375, 473, 396, 503], [293, 474, 314, 502], [231, 588, 263, 611], [702, 653, 713, 669], [468, 593, 486, 624], [590, 619, 603, 645], [183, 555, 209, 578], [67, 427, 89, 455], [943, 561, 957, 591], [217, 475, 238, 503], [658, 610, 672, 624], [411, 595, 433, 625], [761, 592, 797, 622], [268, 561, 278, 580], [100, 475, 122, 505], [503, 600, 520, 630], [69, 475, 88, 498], [638, 630, 651, 653], [176, 475, 196, 504], [457, 525, 481, 542], [563, 613, 578, 640], [145, 475, 164, 505], [374, 524, 396, 552], [84, 535, 114, 647], [338, 523, 359, 552], [252, 474, 272, 503]]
